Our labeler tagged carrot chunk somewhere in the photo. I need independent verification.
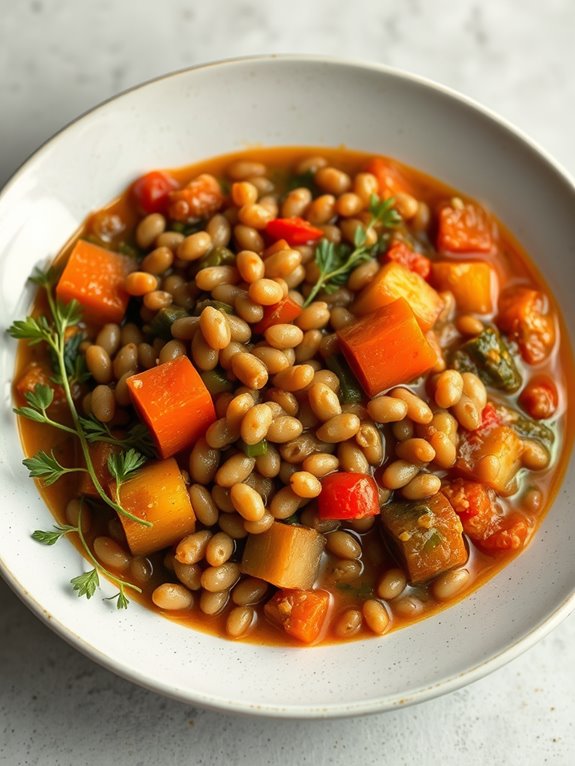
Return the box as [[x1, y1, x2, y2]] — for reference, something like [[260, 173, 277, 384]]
[[79, 441, 121, 497], [431, 260, 497, 314], [112, 458, 196, 556], [56, 239, 135, 324], [337, 298, 437, 397], [352, 262, 443, 331], [264, 589, 330, 644], [497, 286, 555, 364], [365, 157, 416, 199], [252, 296, 302, 334], [456, 424, 523, 495], [481, 514, 531, 551], [127, 356, 216, 459], [437, 202, 494, 253]]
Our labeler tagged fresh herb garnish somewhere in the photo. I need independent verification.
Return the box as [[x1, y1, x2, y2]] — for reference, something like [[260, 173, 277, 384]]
[[78, 415, 156, 457], [304, 195, 401, 306], [8, 268, 151, 528], [33, 504, 141, 608]]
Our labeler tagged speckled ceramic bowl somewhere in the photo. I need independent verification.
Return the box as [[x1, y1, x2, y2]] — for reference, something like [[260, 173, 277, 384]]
[[1, 56, 574, 718]]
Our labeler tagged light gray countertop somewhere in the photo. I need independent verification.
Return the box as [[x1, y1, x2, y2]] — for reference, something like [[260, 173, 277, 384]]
[[1, 1, 574, 764]]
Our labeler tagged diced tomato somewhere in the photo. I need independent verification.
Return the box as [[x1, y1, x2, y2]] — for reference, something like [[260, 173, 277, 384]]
[[478, 402, 502, 433], [365, 157, 415, 199], [383, 241, 431, 279], [437, 203, 494, 253], [132, 171, 178, 215], [497, 286, 555, 364], [442, 478, 502, 542], [519, 377, 558, 420], [265, 217, 324, 246], [168, 173, 224, 221], [481, 515, 530, 551], [16, 362, 68, 415], [252, 296, 302, 335], [318, 472, 379, 520], [264, 589, 330, 644]]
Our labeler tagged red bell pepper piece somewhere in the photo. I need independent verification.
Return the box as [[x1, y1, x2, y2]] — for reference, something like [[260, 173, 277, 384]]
[[481, 515, 531, 551], [318, 472, 379, 520], [497, 286, 555, 365], [264, 589, 330, 644], [437, 202, 494, 253], [132, 171, 178, 215], [442, 479, 502, 541], [265, 217, 324, 246], [383, 241, 431, 279], [252, 296, 302, 335]]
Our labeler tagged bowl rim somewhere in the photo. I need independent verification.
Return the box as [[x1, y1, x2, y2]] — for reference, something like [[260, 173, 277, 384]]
[[1, 53, 574, 719]]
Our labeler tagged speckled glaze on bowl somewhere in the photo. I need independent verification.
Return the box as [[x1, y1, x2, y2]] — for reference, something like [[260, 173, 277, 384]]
[[1, 56, 574, 718]]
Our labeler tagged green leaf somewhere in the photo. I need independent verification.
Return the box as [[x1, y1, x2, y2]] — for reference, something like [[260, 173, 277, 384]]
[[14, 406, 50, 424], [54, 299, 82, 331], [70, 569, 100, 600], [23, 450, 73, 486], [107, 448, 146, 484], [353, 225, 367, 248], [7, 316, 53, 345], [368, 194, 402, 228], [114, 589, 130, 610], [79, 417, 156, 457], [29, 266, 58, 288], [32, 524, 76, 545], [24, 383, 54, 411]]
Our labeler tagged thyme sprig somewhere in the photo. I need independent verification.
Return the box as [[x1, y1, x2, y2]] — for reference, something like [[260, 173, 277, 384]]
[[303, 195, 401, 306]]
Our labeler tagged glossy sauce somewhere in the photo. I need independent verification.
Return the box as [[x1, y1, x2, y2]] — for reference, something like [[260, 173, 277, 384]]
[[15, 147, 575, 646]]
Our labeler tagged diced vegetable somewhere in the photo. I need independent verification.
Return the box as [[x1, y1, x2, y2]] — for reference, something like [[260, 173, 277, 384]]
[[265, 217, 324, 245], [127, 356, 216, 459], [79, 441, 120, 497], [148, 306, 188, 340], [352, 262, 443, 331], [56, 239, 135, 324], [519, 377, 558, 420], [451, 327, 522, 392], [193, 299, 234, 317], [384, 241, 431, 280], [437, 202, 494, 253], [252, 296, 303, 334], [132, 171, 178, 215], [481, 514, 530, 551], [441, 479, 503, 542], [318, 473, 379, 520], [240, 522, 325, 589], [497, 286, 555, 364], [494, 403, 554, 451], [365, 157, 415, 198], [15, 362, 68, 415], [456, 424, 523, 494], [112, 458, 196, 556], [167, 173, 224, 221], [200, 368, 234, 396], [325, 354, 363, 404], [264, 589, 330, 644], [431, 260, 496, 314], [337, 298, 437, 397], [240, 439, 268, 458], [379, 492, 468, 584]]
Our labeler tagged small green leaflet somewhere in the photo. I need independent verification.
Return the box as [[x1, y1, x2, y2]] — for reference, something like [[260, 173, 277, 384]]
[[79, 416, 156, 457], [29, 266, 58, 288], [105, 588, 130, 610], [107, 448, 147, 484], [32, 524, 76, 546], [23, 450, 81, 486], [70, 569, 100, 600], [7, 315, 53, 345]]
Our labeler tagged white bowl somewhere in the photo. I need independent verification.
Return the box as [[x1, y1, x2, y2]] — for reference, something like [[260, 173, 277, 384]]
[[1, 56, 574, 718]]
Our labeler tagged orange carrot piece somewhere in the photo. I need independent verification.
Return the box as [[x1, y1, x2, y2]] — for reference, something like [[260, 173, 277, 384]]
[[111, 458, 196, 556], [437, 203, 494, 253], [431, 260, 497, 314], [352, 262, 443, 331], [481, 514, 530, 551], [337, 298, 437, 397], [79, 441, 121, 497], [127, 356, 216, 459], [252, 296, 303, 334], [365, 157, 416, 199], [264, 589, 330, 644], [497, 286, 555, 364], [56, 239, 135, 324], [15, 361, 68, 413]]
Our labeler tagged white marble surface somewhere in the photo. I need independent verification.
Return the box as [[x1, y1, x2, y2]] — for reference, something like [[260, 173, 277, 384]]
[[0, 1, 574, 764]]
